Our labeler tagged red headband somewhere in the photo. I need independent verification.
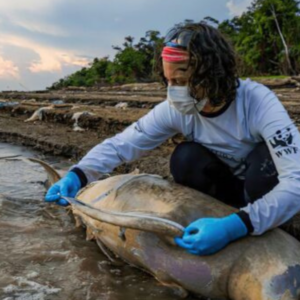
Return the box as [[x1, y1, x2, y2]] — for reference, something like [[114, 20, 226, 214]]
[[161, 46, 189, 62]]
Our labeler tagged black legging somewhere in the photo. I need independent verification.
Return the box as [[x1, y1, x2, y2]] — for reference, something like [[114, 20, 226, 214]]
[[170, 142, 279, 208]]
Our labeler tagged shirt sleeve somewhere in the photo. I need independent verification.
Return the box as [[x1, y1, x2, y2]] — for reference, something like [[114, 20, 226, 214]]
[[72, 100, 179, 183], [241, 84, 300, 235]]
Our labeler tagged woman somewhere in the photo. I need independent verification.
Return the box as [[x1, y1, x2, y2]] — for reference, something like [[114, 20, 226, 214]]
[[45, 22, 300, 255]]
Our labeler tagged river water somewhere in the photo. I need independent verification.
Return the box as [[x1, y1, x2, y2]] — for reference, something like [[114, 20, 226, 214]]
[[0, 143, 198, 300]]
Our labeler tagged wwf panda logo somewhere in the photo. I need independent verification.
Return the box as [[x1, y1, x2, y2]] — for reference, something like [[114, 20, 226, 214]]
[[269, 128, 293, 149]]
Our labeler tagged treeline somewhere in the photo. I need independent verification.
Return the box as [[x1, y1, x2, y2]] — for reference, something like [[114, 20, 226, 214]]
[[50, 31, 163, 89], [49, 0, 300, 90]]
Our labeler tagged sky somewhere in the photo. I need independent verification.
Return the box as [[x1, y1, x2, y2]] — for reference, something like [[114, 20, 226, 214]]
[[0, 0, 252, 91]]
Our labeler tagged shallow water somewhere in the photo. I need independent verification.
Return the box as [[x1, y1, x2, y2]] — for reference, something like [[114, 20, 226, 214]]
[[0, 143, 199, 300]]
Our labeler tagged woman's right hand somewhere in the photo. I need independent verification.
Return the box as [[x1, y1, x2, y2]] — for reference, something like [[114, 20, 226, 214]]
[[45, 172, 81, 206]]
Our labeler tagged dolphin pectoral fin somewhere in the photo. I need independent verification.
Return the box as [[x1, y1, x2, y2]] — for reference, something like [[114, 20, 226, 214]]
[[166, 285, 188, 298], [96, 238, 125, 267], [156, 279, 188, 298], [171, 285, 188, 299], [149, 270, 189, 298]]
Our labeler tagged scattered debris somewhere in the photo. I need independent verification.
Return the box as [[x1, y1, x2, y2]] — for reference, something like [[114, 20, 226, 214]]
[[65, 86, 87, 92], [73, 125, 85, 132], [0, 100, 19, 108], [50, 99, 64, 105], [19, 98, 36, 105], [115, 102, 128, 110], [71, 111, 94, 132], [24, 106, 54, 123], [100, 82, 165, 91], [3, 276, 61, 299]]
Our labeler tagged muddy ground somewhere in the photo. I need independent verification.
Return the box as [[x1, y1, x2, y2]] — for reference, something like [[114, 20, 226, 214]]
[[0, 82, 175, 179], [1, 79, 300, 178], [1, 79, 300, 300]]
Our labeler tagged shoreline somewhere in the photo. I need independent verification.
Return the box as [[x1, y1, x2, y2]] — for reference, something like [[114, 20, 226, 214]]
[[1, 80, 300, 238], [1, 79, 300, 176]]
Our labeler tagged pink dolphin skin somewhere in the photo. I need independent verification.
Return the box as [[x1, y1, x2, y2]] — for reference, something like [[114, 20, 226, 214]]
[[34, 158, 300, 300]]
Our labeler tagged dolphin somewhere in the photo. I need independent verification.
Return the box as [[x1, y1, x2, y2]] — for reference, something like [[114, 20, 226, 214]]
[[30, 158, 300, 300]]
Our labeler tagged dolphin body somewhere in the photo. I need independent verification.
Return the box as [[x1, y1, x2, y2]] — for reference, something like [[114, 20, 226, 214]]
[[32, 158, 300, 300]]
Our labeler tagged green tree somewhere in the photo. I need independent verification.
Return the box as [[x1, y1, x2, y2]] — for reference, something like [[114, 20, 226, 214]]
[[49, 4, 300, 90], [109, 31, 163, 83], [219, 0, 300, 75]]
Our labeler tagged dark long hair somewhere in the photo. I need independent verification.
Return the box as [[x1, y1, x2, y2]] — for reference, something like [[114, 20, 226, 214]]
[[155, 22, 239, 106]]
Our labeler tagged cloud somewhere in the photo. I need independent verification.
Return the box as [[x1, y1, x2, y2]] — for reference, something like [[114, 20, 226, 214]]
[[12, 19, 68, 37], [28, 48, 88, 73], [0, 56, 19, 79], [0, 0, 231, 90], [0, 1, 58, 14], [0, 34, 88, 73], [226, 0, 252, 17]]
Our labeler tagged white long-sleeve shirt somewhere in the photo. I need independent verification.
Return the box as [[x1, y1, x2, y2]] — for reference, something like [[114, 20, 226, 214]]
[[74, 79, 300, 235]]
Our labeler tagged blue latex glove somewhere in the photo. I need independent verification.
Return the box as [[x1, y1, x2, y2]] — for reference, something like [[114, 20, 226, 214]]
[[45, 172, 81, 206], [175, 214, 248, 255]]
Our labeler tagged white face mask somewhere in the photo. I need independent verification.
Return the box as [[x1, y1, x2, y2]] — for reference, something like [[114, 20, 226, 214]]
[[167, 86, 207, 115]]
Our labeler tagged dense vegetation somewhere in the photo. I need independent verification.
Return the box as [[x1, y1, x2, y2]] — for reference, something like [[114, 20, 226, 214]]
[[49, 0, 300, 89]]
